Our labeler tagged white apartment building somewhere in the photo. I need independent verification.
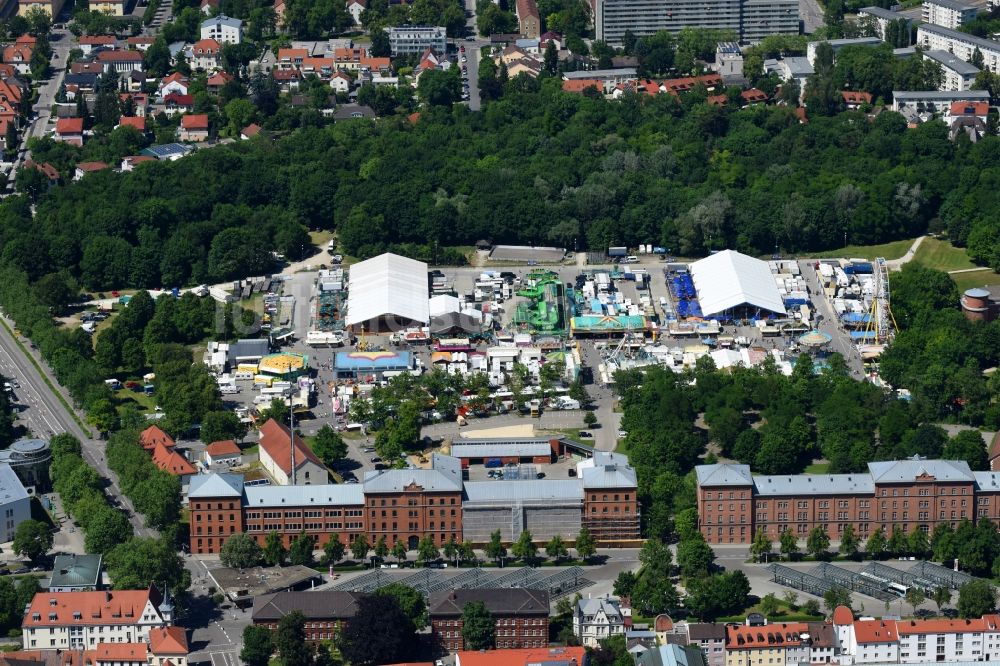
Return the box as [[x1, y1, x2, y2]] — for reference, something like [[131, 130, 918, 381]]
[[858, 6, 913, 41], [0, 463, 31, 543], [892, 89, 990, 114], [573, 597, 626, 648], [844, 619, 900, 665], [922, 0, 977, 29], [22, 589, 173, 650], [385, 26, 447, 56], [593, 0, 797, 44], [896, 619, 991, 663], [917, 23, 1000, 73], [924, 49, 980, 90], [200, 15, 243, 44], [807, 37, 883, 66]]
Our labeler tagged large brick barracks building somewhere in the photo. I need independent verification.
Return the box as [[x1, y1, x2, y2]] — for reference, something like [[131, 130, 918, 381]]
[[696, 456, 1000, 544], [189, 452, 639, 554]]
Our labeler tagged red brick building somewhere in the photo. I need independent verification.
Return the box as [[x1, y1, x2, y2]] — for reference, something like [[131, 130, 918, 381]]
[[696, 457, 1000, 545], [251, 591, 362, 642], [188, 473, 244, 554], [429, 589, 550, 651]]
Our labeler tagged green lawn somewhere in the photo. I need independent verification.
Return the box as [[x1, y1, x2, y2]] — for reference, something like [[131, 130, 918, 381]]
[[911, 237, 978, 272], [114, 388, 156, 414], [805, 462, 831, 473], [718, 599, 824, 624], [951, 269, 1000, 292], [809, 238, 916, 260]]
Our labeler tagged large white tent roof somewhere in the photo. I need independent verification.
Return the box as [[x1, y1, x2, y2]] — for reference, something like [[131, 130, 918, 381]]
[[345, 253, 429, 326], [689, 250, 786, 317]]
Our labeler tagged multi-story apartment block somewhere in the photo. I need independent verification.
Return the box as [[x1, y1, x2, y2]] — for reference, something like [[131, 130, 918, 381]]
[[858, 6, 912, 41], [200, 15, 242, 44], [923, 49, 980, 90], [725, 622, 811, 666], [917, 23, 1000, 73], [189, 452, 638, 554], [385, 26, 447, 56], [22, 588, 173, 650], [430, 589, 550, 651], [688, 623, 727, 666], [696, 458, 1000, 545], [922, 0, 977, 29], [593, 0, 797, 45]]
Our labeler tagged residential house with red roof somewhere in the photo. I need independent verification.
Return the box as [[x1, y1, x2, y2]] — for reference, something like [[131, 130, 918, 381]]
[[842, 90, 873, 108], [206, 71, 233, 93], [204, 440, 241, 466], [127, 36, 156, 51], [191, 39, 221, 71], [77, 36, 117, 55], [162, 93, 194, 115], [120, 155, 155, 171], [277, 48, 308, 70], [257, 418, 327, 485], [239, 123, 261, 140], [54, 118, 84, 146], [147, 626, 188, 666], [117, 116, 146, 133], [740, 88, 768, 105], [73, 161, 109, 181], [514, 0, 540, 38], [97, 50, 144, 74], [158, 73, 189, 98], [21, 587, 173, 650], [561, 79, 602, 94], [140, 425, 174, 451], [3, 42, 33, 75], [150, 444, 196, 488], [178, 114, 209, 142], [24, 160, 59, 185]]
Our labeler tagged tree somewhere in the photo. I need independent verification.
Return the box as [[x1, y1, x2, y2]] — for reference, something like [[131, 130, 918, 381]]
[[264, 531, 287, 567], [34, 272, 75, 314], [84, 508, 134, 555], [750, 528, 773, 563], [543, 39, 558, 75], [802, 599, 821, 616], [219, 532, 263, 569], [443, 535, 458, 564], [933, 586, 952, 614], [958, 579, 996, 618], [288, 531, 316, 566], [806, 526, 831, 560], [485, 529, 506, 563], [378, 583, 428, 629], [339, 593, 416, 666], [866, 527, 887, 560], [417, 68, 461, 106], [575, 526, 596, 561], [393, 539, 407, 563], [908, 527, 930, 558], [823, 585, 852, 615], [200, 410, 249, 444], [12, 520, 52, 562], [677, 536, 715, 578], [240, 625, 273, 666], [312, 424, 347, 463], [351, 534, 370, 562], [780, 529, 799, 559], [417, 535, 439, 565], [274, 611, 313, 666], [906, 586, 926, 615], [374, 535, 389, 562], [512, 530, 537, 561], [840, 525, 860, 559], [583, 411, 598, 427], [105, 538, 190, 597], [759, 592, 780, 618], [461, 601, 495, 650], [546, 535, 568, 561], [685, 571, 750, 621], [943, 430, 989, 471], [323, 536, 345, 565]]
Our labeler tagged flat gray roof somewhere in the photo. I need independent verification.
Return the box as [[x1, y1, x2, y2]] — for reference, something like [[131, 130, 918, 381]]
[[869, 458, 974, 483], [451, 442, 551, 458], [823, 37, 883, 47], [695, 464, 753, 487], [754, 473, 875, 496], [363, 454, 463, 493], [48, 554, 102, 589], [563, 68, 636, 80], [924, 49, 981, 75], [924, 0, 976, 12], [244, 483, 364, 507], [582, 464, 637, 489], [918, 23, 1000, 53], [860, 6, 909, 19], [463, 480, 583, 504], [893, 89, 990, 99]]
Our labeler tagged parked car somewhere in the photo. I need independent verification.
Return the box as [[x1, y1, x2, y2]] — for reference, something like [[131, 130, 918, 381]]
[[578, 430, 593, 438]]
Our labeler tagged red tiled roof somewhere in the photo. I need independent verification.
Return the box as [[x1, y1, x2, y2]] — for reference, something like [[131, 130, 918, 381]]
[[180, 114, 209, 130], [707, 94, 727, 106], [123, 155, 155, 166], [55, 118, 83, 134], [163, 93, 194, 105], [207, 71, 233, 86], [896, 618, 987, 635], [88, 643, 147, 662], [741, 88, 768, 103], [654, 614, 673, 631], [853, 619, 898, 644], [259, 418, 322, 475], [140, 425, 174, 450], [26, 160, 59, 181], [118, 116, 145, 131], [278, 48, 308, 60], [515, 0, 539, 20], [454, 648, 586, 666], [192, 39, 220, 54], [148, 626, 188, 655], [240, 123, 261, 137], [150, 443, 196, 476], [842, 90, 872, 104], [128, 36, 155, 45], [726, 623, 810, 649], [950, 100, 988, 116], [22, 590, 156, 628], [159, 72, 188, 88], [272, 69, 300, 81], [97, 50, 143, 62], [360, 56, 390, 70], [76, 161, 108, 173], [832, 605, 853, 625], [79, 35, 116, 46], [562, 79, 601, 93], [206, 440, 241, 456]]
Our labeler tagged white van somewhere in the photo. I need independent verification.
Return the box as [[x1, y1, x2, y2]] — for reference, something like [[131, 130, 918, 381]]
[[220, 385, 240, 394], [625, 255, 639, 264], [233, 371, 254, 381]]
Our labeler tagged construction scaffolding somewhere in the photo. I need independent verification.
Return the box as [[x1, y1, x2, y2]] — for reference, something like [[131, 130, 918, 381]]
[[768, 564, 836, 597], [909, 561, 974, 590], [815, 562, 896, 601], [860, 562, 937, 593]]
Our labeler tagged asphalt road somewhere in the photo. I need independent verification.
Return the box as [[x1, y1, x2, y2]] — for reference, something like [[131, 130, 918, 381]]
[[799, 0, 825, 33], [0, 315, 156, 539]]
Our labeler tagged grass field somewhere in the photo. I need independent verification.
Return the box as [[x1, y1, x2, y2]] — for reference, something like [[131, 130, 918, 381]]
[[911, 237, 978, 272], [114, 387, 156, 415], [805, 462, 831, 473], [951, 269, 1000, 292], [810, 238, 916, 260]]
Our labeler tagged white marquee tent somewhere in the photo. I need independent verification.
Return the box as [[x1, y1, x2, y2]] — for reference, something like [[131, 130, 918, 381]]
[[345, 253, 429, 327], [689, 250, 786, 318]]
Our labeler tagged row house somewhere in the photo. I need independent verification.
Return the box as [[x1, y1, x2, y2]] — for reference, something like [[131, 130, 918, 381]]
[[332, 47, 389, 72], [696, 457, 1000, 545], [78, 36, 117, 56], [4, 37, 35, 76], [81, 627, 187, 666], [128, 36, 156, 51], [159, 73, 189, 98], [54, 118, 84, 147], [177, 114, 209, 142], [21, 587, 174, 651], [430, 589, 550, 651]]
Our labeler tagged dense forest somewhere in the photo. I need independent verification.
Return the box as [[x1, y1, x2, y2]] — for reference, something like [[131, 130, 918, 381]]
[[4, 78, 999, 296]]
